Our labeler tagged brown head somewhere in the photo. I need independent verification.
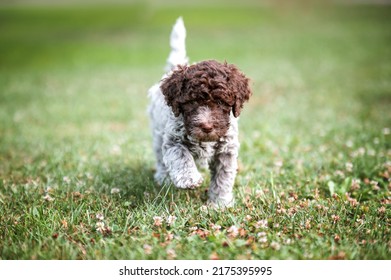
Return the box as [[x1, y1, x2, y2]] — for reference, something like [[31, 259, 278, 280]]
[[160, 60, 252, 142]]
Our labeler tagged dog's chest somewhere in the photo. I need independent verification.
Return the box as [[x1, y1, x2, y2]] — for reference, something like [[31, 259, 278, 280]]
[[185, 138, 218, 162]]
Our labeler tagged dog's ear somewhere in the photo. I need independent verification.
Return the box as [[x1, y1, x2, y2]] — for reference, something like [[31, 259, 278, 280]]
[[160, 66, 187, 117], [227, 64, 252, 118]]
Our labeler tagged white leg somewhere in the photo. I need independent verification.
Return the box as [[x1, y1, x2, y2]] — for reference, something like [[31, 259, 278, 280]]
[[162, 143, 203, 189]]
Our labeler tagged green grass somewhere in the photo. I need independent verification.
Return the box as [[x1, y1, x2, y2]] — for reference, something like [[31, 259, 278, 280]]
[[0, 1, 390, 260]]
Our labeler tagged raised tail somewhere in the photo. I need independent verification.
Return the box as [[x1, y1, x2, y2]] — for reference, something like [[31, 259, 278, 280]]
[[165, 17, 188, 71]]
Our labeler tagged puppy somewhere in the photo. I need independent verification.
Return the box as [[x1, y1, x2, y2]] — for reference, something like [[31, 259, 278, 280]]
[[148, 18, 252, 207]]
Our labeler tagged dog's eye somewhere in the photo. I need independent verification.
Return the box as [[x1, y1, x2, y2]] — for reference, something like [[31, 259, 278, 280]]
[[216, 100, 228, 107]]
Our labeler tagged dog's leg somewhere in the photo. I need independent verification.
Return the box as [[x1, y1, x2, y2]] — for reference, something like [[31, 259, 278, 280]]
[[152, 130, 170, 185], [208, 138, 239, 208], [162, 141, 203, 189]]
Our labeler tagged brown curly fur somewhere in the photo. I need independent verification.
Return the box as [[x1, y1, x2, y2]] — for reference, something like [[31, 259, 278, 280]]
[[160, 60, 252, 142]]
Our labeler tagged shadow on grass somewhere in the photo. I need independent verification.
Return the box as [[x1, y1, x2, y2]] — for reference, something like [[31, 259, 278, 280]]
[[95, 160, 209, 209], [94, 161, 159, 205]]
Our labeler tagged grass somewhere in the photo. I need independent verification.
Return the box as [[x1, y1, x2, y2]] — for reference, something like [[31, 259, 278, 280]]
[[0, 1, 390, 260]]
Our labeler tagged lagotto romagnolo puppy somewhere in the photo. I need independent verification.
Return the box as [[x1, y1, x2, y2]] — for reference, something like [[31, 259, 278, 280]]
[[148, 17, 252, 207]]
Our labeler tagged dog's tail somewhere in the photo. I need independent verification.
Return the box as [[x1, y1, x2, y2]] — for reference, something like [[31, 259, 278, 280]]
[[165, 17, 188, 71]]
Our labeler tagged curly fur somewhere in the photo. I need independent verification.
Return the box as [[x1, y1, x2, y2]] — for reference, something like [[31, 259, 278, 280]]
[[161, 60, 251, 117], [148, 19, 252, 207]]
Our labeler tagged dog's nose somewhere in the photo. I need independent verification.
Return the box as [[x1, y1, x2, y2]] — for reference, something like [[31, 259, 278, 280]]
[[200, 123, 213, 133]]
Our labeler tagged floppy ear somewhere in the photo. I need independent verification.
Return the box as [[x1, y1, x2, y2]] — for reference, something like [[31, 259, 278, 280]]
[[228, 64, 252, 118], [160, 66, 187, 117]]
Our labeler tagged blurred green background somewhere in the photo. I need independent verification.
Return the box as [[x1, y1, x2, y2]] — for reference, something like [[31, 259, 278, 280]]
[[1, 0, 390, 136], [1, 0, 390, 158]]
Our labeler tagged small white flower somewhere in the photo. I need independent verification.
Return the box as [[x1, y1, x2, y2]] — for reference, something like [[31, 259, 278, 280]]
[[166, 248, 177, 259], [334, 170, 345, 177], [110, 145, 122, 155], [166, 215, 177, 226], [85, 172, 93, 180], [63, 176, 71, 184], [227, 225, 239, 238], [255, 219, 268, 229], [96, 213, 104, 220], [270, 241, 281, 250], [274, 160, 283, 168], [351, 178, 361, 190], [255, 189, 263, 198], [370, 180, 380, 191], [257, 232, 267, 243], [210, 224, 221, 231], [383, 127, 390, 135], [143, 244, 152, 255], [42, 194, 54, 202], [153, 216, 163, 227], [345, 162, 353, 172], [357, 147, 366, 156], [96, 221, 105, 233], [245, 215, 252, 222], [110, 188, 120, 194]]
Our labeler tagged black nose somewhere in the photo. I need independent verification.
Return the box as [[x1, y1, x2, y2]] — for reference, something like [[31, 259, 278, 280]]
[[200, 123, 213, 133]]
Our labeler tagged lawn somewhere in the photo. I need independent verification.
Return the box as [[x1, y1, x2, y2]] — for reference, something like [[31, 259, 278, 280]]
[[0, 1, 390, 260]]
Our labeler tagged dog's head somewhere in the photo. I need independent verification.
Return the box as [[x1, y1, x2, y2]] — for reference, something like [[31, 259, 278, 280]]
[[160, 60, 252, 142]]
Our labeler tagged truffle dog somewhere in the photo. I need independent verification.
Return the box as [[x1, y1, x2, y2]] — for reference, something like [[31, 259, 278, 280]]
[[148, 18, 252, 207]]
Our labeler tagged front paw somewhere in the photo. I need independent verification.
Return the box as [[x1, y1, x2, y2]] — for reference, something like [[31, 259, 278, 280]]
[[173, 169, 203, 189], [207, 192, 234, 209]]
